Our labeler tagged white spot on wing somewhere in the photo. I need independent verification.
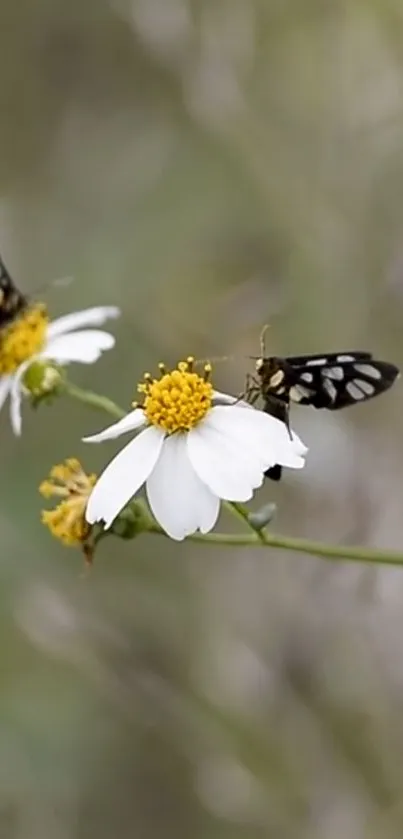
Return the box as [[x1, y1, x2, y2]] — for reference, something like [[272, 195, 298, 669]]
[[346, 381, 366, 400], [353, 378, 375, 396], [323, 366, 344, 380], [353, 363, 382, 380], [337, 354, 355, 362], [270, 369, 284, 388], [306, 358, 327, 366], [300, 371, 313, 383], [323, 379, 337, 402], [290, 384, 312, 402]]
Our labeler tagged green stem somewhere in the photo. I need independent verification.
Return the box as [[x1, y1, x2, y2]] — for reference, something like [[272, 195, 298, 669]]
[[226, 501, 266, 543], [149, 522, 403, 566], [63, 380, 126, 420]]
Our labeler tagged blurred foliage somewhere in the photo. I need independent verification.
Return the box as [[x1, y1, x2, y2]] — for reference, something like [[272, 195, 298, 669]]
[[2, 0, 403, 836]]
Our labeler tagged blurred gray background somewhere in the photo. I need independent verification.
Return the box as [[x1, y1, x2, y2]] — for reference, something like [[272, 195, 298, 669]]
[[2, 1, 403, 836]]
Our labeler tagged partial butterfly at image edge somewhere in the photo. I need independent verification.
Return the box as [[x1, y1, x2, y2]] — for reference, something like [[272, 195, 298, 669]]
[[0, 255, 27, 330]]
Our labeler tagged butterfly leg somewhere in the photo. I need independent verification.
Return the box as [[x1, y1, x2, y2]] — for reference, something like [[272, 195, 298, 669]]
[[259, 323, 270, 357], [242, 373, 262, 405]]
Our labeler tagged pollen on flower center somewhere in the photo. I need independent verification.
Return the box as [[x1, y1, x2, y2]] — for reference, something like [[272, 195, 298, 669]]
[[137, 357, 213, 433], [0, 303, 48, 375], [40, 458, 97, 547]]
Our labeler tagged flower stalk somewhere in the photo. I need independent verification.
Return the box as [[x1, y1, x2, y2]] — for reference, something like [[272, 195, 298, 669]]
[[62, 379, 126, 420], [148, 523, 403, 566]]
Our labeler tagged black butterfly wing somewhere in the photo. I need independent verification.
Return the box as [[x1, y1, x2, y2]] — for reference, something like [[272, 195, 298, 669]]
[[285, 353, 400, 410], [285, 351, 373, 366], [260, 351, 400, 481], [0, 256, 27, 328], [265, 463, 283, 481]]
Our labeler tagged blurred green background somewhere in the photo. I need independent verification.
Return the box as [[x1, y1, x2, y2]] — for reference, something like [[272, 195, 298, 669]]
[[2, 1, 403, 836]]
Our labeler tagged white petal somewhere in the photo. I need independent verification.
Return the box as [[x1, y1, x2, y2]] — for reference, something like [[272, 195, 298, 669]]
[[10, 349, 57, 435], [42, 330, 115, 364], [9, 374, 24, 437], [146, 434, 220, 541], [187, 419, 265, 502], [10, 385, 22, 435], [187, 404, 307, 501], [287, 430, 308, 459], [206, 406, 307, 470], [47, 306, 120, 339], [8, 358, 36, 436], [86, 425, 165, 528], [212, 390, 238, 405], [83, 409, 146, 443], [0, 376, 11, 412]]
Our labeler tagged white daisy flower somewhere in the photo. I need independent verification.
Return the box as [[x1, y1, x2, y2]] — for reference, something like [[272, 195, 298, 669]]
[[0, 303, 120, 435], [84, 358, 307, 542]]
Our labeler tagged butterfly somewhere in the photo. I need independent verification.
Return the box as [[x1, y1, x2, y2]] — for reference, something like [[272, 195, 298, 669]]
[[0, 255, 27, 329], [246, 342, 400, 481]]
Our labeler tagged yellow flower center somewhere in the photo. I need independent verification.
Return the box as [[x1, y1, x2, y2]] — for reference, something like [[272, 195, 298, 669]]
[[136, 358, 213, 433], [40, 458, 97, 547], [0, 303, 49, 375]]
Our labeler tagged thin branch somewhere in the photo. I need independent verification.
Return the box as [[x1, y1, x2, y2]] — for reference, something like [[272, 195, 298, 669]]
[[63, 380, 126, 420], [149, 523, 403, 566]]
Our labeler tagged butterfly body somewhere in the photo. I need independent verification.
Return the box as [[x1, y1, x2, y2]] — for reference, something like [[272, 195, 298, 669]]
[[248, 350, 400, 481]]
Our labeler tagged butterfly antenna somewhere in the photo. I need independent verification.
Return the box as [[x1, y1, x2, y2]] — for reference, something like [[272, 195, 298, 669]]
[[0, 251, 74, 297], [33, 275, 74, 296], [259, 324, 270, 358], [194, 354, 232, 366]]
